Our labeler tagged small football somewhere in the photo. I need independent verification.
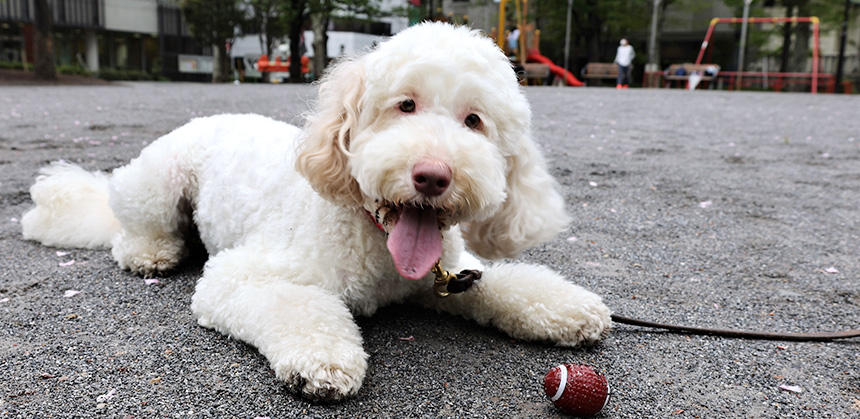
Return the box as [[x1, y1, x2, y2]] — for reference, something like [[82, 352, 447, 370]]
[[544, 363, 610, 417]]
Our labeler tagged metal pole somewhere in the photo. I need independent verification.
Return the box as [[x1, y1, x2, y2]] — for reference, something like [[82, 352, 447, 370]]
[[834, 0, 851, 93], [563, 0, 572, 83], [497, 0, 508, 50], [812, 17, 819, 93], [695, 19, 719, 65], [515, 0, 525, 65], [648, 0, 661, 66], [737, 0, 752, 90]]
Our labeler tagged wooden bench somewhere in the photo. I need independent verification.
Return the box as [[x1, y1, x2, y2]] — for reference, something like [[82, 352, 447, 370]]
[[523, 63, 551, 85], [513, 62, 552, 86], [663, 63, 720, 89], [581, 62, 619, 86]]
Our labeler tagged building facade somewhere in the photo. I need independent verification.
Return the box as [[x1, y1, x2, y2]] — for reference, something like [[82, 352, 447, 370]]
[[0, 0, 216, 80], [1, 0, 410, 80]]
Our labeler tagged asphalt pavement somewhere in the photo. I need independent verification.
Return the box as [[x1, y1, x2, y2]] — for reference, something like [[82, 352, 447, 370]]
[[1, 82, 858, 418]]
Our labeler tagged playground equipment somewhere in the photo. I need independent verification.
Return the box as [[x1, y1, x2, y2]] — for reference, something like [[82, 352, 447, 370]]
[[494, 0, 583, 86], [695, 17, 826, 94], [528, 51, 583, 86]]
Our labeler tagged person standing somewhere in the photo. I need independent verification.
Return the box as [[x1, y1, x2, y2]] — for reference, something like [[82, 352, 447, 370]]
[[614, 38, 635, 89], [506, 26, 520, 56]]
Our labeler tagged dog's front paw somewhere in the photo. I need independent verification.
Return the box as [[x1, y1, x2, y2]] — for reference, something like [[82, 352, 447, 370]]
[[272, 344, 368, 402], [540, 287, 612, 346], [476, 263, 612, 347], [497, 284, 611, 346], [282, 363, 365, 402]]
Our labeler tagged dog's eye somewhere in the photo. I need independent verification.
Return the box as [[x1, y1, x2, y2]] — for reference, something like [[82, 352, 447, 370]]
[[399, 99, 416, 113], [464, 113, 481, 129]]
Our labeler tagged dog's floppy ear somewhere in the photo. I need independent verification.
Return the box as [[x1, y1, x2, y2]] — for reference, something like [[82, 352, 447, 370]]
[[462, 126, 570, 259], [296, 58, 365, 206]]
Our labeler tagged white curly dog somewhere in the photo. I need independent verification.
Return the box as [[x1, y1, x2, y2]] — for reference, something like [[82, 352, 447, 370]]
[[22, 23, 610, 401]]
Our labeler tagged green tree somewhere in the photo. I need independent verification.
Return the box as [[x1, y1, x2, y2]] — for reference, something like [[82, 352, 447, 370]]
[[654, 1, 710, 67], [244, 0, 290, 82], [243, 0, 380, 82], [788, 0, 846, 72], [246, 0, 290, 59], [284, 0, 309, 83], [182, 0, 245, 82], [309, 0, 333, 80], [280, 0, 380, 83], [307, 0, 380, 80], [724, 0, 846, 73], [243, 0, 314, 82], [535, 0, 650, 72]]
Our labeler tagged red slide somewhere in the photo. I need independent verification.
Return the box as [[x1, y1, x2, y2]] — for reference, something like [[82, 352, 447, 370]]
[[527, 52, 585, 87]]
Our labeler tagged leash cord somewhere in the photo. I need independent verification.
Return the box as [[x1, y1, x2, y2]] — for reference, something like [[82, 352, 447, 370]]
[[430, 262, 858, 342], [610, 314, 860, 342]]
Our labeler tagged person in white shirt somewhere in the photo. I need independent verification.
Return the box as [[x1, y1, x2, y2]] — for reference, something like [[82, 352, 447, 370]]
[[614, 38, 635, 88], [506, 27, 520, 56]]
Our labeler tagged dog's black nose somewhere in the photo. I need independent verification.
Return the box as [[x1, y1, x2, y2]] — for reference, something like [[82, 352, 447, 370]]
[[412, 160, 451, 197]]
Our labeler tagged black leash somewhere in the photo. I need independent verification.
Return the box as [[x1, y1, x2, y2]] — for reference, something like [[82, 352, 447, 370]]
[[433, 268, 859, 342], [610, 314, 860, 342]]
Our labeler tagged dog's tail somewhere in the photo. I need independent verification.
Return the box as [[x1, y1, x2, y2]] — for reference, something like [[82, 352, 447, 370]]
[[21, 161, 120, 249]]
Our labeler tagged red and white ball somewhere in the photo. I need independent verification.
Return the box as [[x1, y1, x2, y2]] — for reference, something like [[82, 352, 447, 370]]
[[544, 363, 610, 417]]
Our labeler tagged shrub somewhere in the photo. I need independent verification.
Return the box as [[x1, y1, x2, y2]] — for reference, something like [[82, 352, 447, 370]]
[[57, 65, 92, 77], [0, 61, 25, 70], [97, 68, 159, 81]]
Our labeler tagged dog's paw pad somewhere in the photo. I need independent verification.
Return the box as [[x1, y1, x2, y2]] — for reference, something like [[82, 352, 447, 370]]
[[111, 232, 184, 276], [128, 254, 179, 276], [546, 292, 612, 346], [572, 302, 612, 344], [279, 361, 366, 402]]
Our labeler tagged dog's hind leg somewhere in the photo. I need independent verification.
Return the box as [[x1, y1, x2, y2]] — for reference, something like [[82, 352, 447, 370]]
[[107, 140, 196, 276], [190, 244, 368, 401]]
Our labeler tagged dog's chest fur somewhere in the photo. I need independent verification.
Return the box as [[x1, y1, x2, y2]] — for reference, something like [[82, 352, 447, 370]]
[[179, 115, 461, 316]]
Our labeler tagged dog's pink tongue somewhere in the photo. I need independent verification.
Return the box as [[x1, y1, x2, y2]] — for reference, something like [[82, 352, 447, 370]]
[[387, 207, 441, 280]]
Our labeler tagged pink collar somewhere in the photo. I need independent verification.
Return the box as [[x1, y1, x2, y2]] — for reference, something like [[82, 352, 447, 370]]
[[365, 210, 386, 233]]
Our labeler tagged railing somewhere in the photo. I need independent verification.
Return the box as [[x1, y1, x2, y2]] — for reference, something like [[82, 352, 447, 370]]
[[716, 71, 836, 93], [753, 55, 860, 75]]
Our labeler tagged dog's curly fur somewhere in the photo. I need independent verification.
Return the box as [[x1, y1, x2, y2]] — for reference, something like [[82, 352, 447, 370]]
[[21, 23, 610, 401]]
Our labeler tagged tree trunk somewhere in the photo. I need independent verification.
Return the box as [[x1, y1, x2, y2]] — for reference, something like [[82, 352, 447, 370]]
[[585, 27, 602, 63], [779, 5, 793, 73], [288, 9, 305, 83], [212, 42, 232, 83], [789, 4, 810, 75], [258, 21, 272, 83], [310, 12, 328, 80], [34, 0, 56, 80], [584, 1, 602, 61]]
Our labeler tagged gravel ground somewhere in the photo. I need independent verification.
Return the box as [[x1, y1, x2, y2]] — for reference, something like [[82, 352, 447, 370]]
[[1, 83, 858, 418]]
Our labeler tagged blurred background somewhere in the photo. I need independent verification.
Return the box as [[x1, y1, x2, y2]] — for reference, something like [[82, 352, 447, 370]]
[[0, 0, 857, 92]]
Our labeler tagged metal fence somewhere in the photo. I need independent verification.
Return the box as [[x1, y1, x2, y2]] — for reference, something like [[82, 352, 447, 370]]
[[750, 54, 860, 76]]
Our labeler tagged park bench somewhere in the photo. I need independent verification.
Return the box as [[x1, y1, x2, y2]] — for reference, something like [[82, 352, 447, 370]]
[[581, 62, 619, 86], [523, 63, 551, 85], [663, 63, 720, 89]]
